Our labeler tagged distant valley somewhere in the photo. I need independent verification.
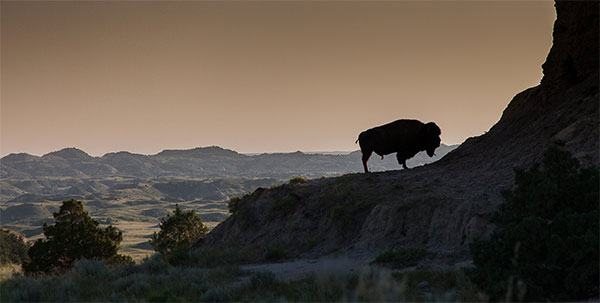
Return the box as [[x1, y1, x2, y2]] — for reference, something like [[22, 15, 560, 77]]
[[1, 144, 457, 180], [0, 144, 456, 258]]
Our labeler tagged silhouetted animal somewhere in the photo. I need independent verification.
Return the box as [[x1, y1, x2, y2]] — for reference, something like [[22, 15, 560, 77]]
[[355, 119, 441, 173]]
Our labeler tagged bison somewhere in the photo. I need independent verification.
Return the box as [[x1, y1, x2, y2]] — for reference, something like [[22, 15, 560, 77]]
[[356, 119, 441, 173]]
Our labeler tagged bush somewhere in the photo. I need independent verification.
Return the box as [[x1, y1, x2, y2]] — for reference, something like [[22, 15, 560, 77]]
[[249, 271, 276, 289], [150, 204, 209, 256], [271, 196, 296, 215], [227, 196, 240, 214], [263, 245, 286, 261], [468, 147, 599, 301], [289, 176, 307, 184], [331, 205, 351, 229], [0, 228, 29, 265], [22, 199, 131, 274]]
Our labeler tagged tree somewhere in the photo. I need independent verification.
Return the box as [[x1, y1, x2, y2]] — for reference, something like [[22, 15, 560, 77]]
[[0, 228, 29, 265], [150, 204, 209, 256], [23, 199, 131, 274], [468, 147, 599, 301]]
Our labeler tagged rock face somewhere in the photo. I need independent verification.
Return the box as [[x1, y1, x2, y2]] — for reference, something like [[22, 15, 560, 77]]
[[196, 1, 599, 259]]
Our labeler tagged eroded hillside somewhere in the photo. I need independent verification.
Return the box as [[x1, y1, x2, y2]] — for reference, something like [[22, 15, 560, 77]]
[[196, 1, 599, 261]]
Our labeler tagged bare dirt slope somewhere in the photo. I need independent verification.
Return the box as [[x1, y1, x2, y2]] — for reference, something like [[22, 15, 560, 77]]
[[196, 1, 599, 266]]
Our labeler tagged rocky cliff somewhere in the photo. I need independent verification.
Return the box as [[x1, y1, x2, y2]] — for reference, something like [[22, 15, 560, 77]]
[[196, 1, 599, 260]]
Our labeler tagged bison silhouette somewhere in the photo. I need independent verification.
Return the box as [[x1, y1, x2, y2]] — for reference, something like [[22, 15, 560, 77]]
[[356, 119, 441, 173]]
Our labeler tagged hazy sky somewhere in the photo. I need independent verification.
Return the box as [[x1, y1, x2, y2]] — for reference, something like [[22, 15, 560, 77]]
[[1, 1, 556, 157]]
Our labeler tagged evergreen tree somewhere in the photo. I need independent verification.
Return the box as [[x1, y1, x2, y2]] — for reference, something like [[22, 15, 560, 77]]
[[469, 147, 599, 301], [150, 204, 209, 256], [23, 199, 131, 274]]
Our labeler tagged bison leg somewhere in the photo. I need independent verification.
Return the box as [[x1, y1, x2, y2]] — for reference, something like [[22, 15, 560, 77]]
[[361, 150, 372, 173], [396, 153, 409, 170]]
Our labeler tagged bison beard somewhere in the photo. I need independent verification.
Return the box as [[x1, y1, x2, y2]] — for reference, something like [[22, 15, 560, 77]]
[[356, 119, 441, 173]]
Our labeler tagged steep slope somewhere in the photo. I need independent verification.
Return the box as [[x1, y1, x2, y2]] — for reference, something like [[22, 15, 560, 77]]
[[196, 1, 599, 260]]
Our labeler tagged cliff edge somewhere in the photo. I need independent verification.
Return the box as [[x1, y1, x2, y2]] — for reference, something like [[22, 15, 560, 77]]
[[195, 1, 599, 261]]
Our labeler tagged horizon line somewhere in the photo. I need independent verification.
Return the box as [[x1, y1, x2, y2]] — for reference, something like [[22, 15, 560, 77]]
[[0, 142, 460, 159]]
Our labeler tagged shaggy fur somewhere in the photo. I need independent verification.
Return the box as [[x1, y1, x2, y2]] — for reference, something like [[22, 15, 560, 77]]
[[356, 119, 441, 173]]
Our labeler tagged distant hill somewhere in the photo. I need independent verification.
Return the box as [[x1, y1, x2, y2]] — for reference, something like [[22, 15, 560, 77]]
[[1, 144, 457, 181], [0, 144, 456, 257]]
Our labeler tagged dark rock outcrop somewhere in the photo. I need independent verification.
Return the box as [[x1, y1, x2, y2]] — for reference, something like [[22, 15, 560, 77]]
[[196, 1, 599, 260]]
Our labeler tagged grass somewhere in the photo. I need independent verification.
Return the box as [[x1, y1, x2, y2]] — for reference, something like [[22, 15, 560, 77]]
[[372, 247, 429, 269], [391, 268, 485, 301], [0, 264, 21, 282], [0, 257, 246, 302], [232, 266, 482, 302], [0, 254, 485, 302]]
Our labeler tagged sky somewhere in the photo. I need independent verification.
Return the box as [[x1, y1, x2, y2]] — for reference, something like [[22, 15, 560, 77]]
[[1, 1, 556, 157]]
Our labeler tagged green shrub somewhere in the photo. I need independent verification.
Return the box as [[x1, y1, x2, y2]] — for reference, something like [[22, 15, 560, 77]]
[[0, 228, 29, 265], [263, 245, 286, 261], [306, 236, 324, 250], [468, 146, 599, 301], [150, 204, 209, 256], [228, 194, 258, 226], [331, 205, 351, 229], [139, 254, 169, 274], [227, 196, 240, 214], [372, 248, 428, 269], [249, 271, 276, 289], [22, 199, 131, 274], [146, 288, 181, 302], [271, 196, 296, 215], [289, 176, 307, 184], [329, 193, 374, 233], [74, 259, 110, 279], [391, 268, 482, 301], [198, 286, 231, 302]]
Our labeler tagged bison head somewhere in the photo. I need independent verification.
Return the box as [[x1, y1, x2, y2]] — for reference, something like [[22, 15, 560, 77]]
[[423, 122, 441, 157]]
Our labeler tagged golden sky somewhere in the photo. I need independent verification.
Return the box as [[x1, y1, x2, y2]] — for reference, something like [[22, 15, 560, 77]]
[[1, 1, 556, 157]]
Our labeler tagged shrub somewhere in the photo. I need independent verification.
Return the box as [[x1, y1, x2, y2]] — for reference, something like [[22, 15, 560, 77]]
[[0, 228, 29, 265], [263, 245, 286, 261], [227, 196, 240, 214], [150, 204, 209, 256], [22, 199, 131, 274], [74, 259, 110, 279], [306, 236, 324, 250], [289, 176, 307, 184], [372, 248, 428, 269], [331, 205, 351, 229], [198, 286, 231, 302], [468, 147, 599, 301], [146, 288, 180, 302], [271, 196, 296, 215], [249, 271, 276, 289]]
